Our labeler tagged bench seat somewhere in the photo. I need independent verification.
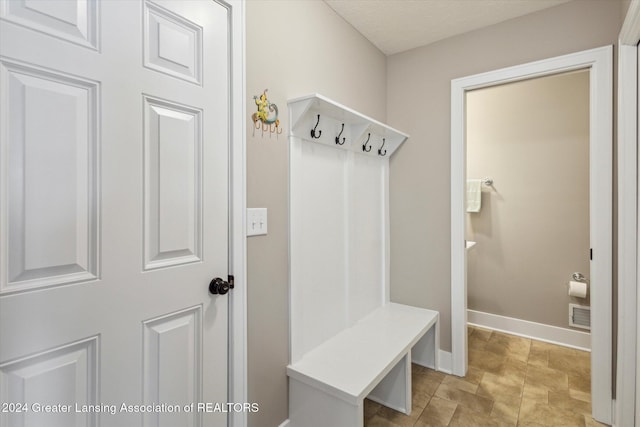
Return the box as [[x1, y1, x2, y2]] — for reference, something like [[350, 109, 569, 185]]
[[287, 303, 439, 427]]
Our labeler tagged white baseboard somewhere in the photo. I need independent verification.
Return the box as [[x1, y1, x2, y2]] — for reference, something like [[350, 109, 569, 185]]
[[277, 420, 290, 427], [468, 309, 591, 351], [437, 350, 453, 374]]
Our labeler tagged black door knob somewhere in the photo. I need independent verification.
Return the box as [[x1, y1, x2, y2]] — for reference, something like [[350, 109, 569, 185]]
[[209, 277, 230, 295]]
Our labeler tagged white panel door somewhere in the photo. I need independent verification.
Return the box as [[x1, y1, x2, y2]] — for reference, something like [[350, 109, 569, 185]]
[[0, 1, 231, 426]]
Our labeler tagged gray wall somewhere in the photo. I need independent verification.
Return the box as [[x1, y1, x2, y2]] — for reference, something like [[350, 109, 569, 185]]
[[386, 0, 623, 352], [245, 1, 386, 426], [465, 71, 590, 328]]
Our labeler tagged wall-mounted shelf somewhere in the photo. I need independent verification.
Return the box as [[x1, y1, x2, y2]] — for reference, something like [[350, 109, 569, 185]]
[[288, 94, 409, 158]]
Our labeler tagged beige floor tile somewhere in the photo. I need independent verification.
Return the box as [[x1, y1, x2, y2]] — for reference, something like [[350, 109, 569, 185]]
[[413, 371, 443, 396], [469, 349, 506, 374], [584, 415, 608, 426], [499, 357, 528, 383], [530, 340, 560, 352], [463, 366, 485, 385], [435, 383, 494, 415], [413, 368, 445, 396], [448, 405, 514, 427], [517, 397, 537, 417], [522, 384, 549, 405], [442, 374, 479, 394], [477, 372, 524, 404], [518, 400, 586, 426], [569, 388, 591, 403], [469, 333, 489, 352], [548, 348, 590, 378], [547, 345, 582, 359], [415, 397, 457, 427], [365, 399, 382, 421], [490, 399, 520, 425], [421, 368, 446, 383], [516, 421, 548, 427], [366, 414, 403, 427], [412, 363, 428, 375], [568, 372, 591, 394], [471, 326, 493, 341], [527, 346, 548, 368], [548, 390, 591, 416], [412, 391, 431, 411], [377, 404, 424, 427], [525, 364, 569, 391], [485, 332, 531, 363]]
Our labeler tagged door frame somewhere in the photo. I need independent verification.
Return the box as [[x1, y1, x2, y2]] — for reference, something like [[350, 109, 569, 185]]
[[617, 1, 640, 425], [450, 46, 613, 423], [226, 1, 247, 426]]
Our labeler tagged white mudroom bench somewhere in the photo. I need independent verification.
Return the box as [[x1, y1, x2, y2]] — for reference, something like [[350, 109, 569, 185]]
[[287, 94, 440, 427], [287, 303, 439, 427]]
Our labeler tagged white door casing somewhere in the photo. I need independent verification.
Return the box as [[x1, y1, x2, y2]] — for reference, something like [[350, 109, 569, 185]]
[[616, 3, 640, 423], [0, 1, 246, 426], [617, 2, 640, 425], [450, 46, 613, 424]]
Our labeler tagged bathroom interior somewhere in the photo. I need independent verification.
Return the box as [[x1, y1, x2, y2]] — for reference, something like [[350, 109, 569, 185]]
[[462, 70, 594, 426], [465, 70, 591, 336]]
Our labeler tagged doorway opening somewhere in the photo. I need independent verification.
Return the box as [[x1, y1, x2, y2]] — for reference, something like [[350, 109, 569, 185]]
[[450, 46, 613, 424], [466, 70, 591, 343]]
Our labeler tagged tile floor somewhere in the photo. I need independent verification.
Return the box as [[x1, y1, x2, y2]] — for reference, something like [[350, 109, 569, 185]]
[[364, 326, 607, 427]]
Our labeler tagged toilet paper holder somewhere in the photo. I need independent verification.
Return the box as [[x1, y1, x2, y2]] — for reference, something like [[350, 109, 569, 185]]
[[572, 272, 586, 282]]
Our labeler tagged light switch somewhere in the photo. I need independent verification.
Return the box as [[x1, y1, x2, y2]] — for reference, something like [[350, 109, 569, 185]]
[[247, 208, 268, 236]]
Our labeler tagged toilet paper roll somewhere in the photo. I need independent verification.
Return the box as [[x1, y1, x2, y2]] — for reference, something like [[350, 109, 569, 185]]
[[568, 280, 588, 298]]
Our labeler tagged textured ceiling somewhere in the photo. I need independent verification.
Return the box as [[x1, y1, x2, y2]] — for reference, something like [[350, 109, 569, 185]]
[[324, 0, 573, 55]]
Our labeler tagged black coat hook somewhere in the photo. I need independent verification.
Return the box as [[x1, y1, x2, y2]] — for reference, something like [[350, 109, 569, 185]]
[[310, 114, 322, 139], [335, 123, 345, 145], [362, 133, 371, 152], [378, 138, 387, 156]]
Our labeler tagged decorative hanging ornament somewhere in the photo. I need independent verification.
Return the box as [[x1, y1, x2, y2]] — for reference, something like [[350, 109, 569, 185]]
[[251, 89, 282, 138]]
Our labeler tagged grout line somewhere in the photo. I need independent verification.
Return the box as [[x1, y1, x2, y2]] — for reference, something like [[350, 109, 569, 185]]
[[517, 359, 530, 425]]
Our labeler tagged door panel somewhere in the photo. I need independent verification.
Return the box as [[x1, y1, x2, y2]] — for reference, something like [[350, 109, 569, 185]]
[[143, 306, 202, 427], [0, 1, 230, 426], [1, 59, 99, 293], [143, 96, 203, 270], [0, 0, 99, 50], [143, 1, 202, 84], [0, 336, 98, 427]]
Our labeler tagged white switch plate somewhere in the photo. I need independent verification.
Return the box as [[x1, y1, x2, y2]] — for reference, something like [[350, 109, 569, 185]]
[[247, 208, 268, 236]]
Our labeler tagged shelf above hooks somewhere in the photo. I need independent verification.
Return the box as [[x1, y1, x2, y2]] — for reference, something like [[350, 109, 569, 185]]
[[288, 94, 409, 158]]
